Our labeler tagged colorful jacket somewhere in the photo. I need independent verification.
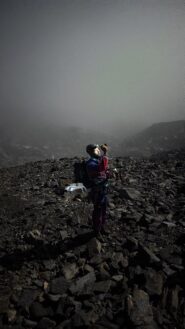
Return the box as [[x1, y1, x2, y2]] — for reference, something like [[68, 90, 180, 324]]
[[86, 156, 109, 187]]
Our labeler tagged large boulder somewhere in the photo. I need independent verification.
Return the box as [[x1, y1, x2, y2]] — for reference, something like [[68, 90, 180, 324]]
[[127, 288, 153, 326]]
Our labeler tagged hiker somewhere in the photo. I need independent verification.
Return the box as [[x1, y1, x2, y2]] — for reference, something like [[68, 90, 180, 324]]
[[86, 143, 109, 235]]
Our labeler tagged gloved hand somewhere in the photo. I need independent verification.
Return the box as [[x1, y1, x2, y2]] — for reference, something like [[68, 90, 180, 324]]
[[100, 144, 108, 154]]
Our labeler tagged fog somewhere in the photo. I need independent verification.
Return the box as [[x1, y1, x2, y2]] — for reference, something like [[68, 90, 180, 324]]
[[0, 0, 184, 136]]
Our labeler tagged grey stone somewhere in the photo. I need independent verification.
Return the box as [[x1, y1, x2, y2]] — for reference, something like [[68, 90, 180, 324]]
[[139, 243, 161, 265], [112, 275, 124, 282], [62, 263, 79, 280], [0, 287, 11, 314], [111, 252, 128, 269], [56, 320, 71, 329], [144, 268, 164, 296], [72, 309, 100, 326], [30, 302, 53, 319], [23, 318, 38, 328], [69, 272, 96, 295], [84, 264, 94, 273], [88, 238, 102, 257], [60, 230, 68, 240], [7, 309, 17, 323], [137, 324, 159, 329], [38, 317, 56, 329], [167, 285, 182, 317], [93, 280, 111, 293], [43, 259, 56, 271], [89, 254, 103, 265], [162, 221, 176, 228], [47, 294, 62, 302], [56, 295, 67, 316], [119, 188, 141, 200], [27, 229, 43, 242], [98, 263, 111, 280], [125, 236, 138, 251], [50, 276, 69, 294]]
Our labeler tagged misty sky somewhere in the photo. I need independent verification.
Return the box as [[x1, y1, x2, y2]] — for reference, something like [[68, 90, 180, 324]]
[[0, 0, 184, 131]]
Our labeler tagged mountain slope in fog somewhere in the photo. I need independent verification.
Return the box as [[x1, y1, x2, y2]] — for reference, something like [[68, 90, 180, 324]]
[[0, 120, 185, 167], [123, 120, 185, 156], [0, 124, 120, 168]]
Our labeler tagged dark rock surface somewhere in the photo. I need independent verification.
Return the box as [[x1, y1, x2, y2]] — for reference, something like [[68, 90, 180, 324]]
[[0, 149, 185, 328]]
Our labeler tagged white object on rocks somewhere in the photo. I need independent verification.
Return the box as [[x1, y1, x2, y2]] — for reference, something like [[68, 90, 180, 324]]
[[65, 183, 86, 193]]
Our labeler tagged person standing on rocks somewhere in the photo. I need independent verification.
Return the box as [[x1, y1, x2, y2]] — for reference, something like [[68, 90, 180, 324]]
[[86, 143, 109, 235]]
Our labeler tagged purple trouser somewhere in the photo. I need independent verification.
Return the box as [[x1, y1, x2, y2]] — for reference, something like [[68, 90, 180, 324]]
[[91, 187, 107, 233]]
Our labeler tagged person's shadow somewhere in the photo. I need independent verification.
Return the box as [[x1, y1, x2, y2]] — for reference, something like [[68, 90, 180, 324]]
[[0, 231, 95, 270]]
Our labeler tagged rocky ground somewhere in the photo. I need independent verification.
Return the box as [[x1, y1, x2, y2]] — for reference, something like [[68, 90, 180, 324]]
[[0, 150, 185, 329]]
